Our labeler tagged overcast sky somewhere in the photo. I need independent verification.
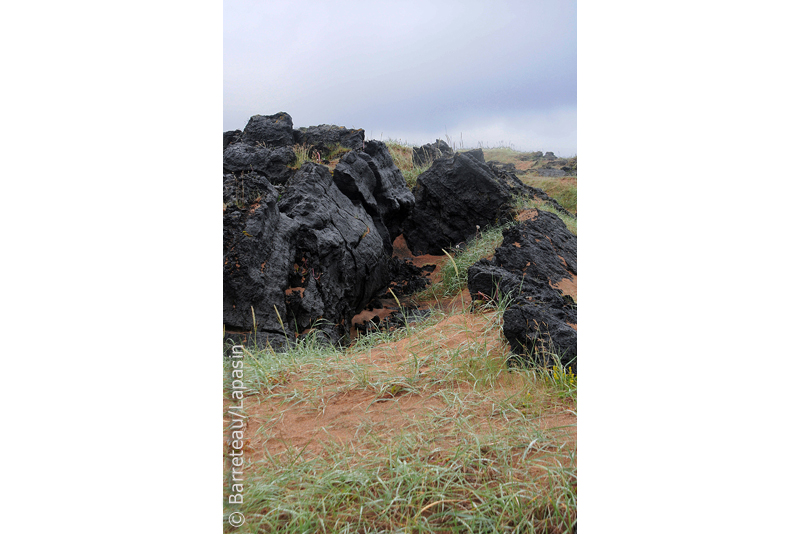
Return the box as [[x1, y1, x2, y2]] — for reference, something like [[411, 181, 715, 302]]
[[224, 0, 577, 155]]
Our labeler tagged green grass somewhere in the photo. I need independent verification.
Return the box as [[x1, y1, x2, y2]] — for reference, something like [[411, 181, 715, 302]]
[[418, 224, 510, 301], [224, 307, 576, 533], [229, 437, 576, 533], [289, 144, 313, 170], [524, 178, 577, 213], [479, 146, 528, 165], [323, 142, 352, 160]]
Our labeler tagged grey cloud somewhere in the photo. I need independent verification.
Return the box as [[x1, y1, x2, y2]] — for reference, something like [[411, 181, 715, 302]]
[[225, 0, 576, 154]]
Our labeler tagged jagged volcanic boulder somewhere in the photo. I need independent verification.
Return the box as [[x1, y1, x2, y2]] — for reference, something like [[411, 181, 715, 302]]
[[240, 112, 295, 147], [278, 163, 390, 342], [404, 150, 544, 255], [223, 174, 300, 340], [223, 162, 391, 345], [223, 130, 242, 150], [223, 142, 295, 184], [332, 140, 415, 253], [293, 124, 365, 154], [412, 139, 455, 167], [467, 211, 577, 371]]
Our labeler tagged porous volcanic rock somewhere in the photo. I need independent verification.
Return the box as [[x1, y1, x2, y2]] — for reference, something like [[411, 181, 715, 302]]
[[404, 149, 568, 255], [412, 139, 455, 167], [223, 175, 300, 341], [293, 124, 365, 154], [332, 141, 415, 253], [240, 112, 295, 147], [223, 142, 295, 184], [467, 211, 577, 371], [223, 130, 242, 150], [223, 162, 392, 345]]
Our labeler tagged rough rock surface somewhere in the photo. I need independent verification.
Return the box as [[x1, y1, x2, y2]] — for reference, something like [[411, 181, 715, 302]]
[[467, 211, 577, 371], [223, 143, 295, 184], [332, 141, 415, 253], [223, 162, 392, 345], [223, 130, 242, 150], [240, 112, 295, 147], [412, 139, 455, 167], [293, 124, 365, 153], [404, 149, 570, 255]]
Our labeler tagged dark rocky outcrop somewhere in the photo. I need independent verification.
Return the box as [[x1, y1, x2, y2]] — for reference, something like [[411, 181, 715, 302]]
[[467, 211, 577, 371], [332, 141, 415, 253], [240, 112, 295, 147], [223, 175, 301, 342], [278, 163, 391, 342], [223, 143, 295, 184], [404, 149, 568, 255], [412, 139, 455, 167], [293, 124, 365, 154], [223, 162, 393, 345], [223, 112, 424, 348]]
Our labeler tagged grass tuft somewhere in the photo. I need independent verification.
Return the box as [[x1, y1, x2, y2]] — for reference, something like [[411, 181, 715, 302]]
[[289, 144, 313, 169], [419, 225, 509, 300], [384, 138, 432, 190]]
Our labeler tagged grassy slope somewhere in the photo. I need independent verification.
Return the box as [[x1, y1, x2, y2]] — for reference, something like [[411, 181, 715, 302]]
[[223, 144, 577, 533]]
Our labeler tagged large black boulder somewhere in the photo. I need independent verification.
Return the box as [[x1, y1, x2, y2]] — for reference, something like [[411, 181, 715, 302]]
[[223, 163, 391, 345], [412, 139, 454, 167], [293, 124, 365, 154], [223, 175, 300, 340], [240, 112, 295, 147], [223, 142, 295, 184], [467, 211, 577, 371], [403, 150, 539, 255]]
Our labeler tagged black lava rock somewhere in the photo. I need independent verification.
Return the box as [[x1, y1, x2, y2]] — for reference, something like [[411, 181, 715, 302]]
[[223, 162, 393, 345], [467, 212, 577, 371], [293, 124, 365, 154], [404, 151, 537, 255], [240, 112, 295, 147], [332, 141, 415, 253], [223, 142, 295, 184]]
